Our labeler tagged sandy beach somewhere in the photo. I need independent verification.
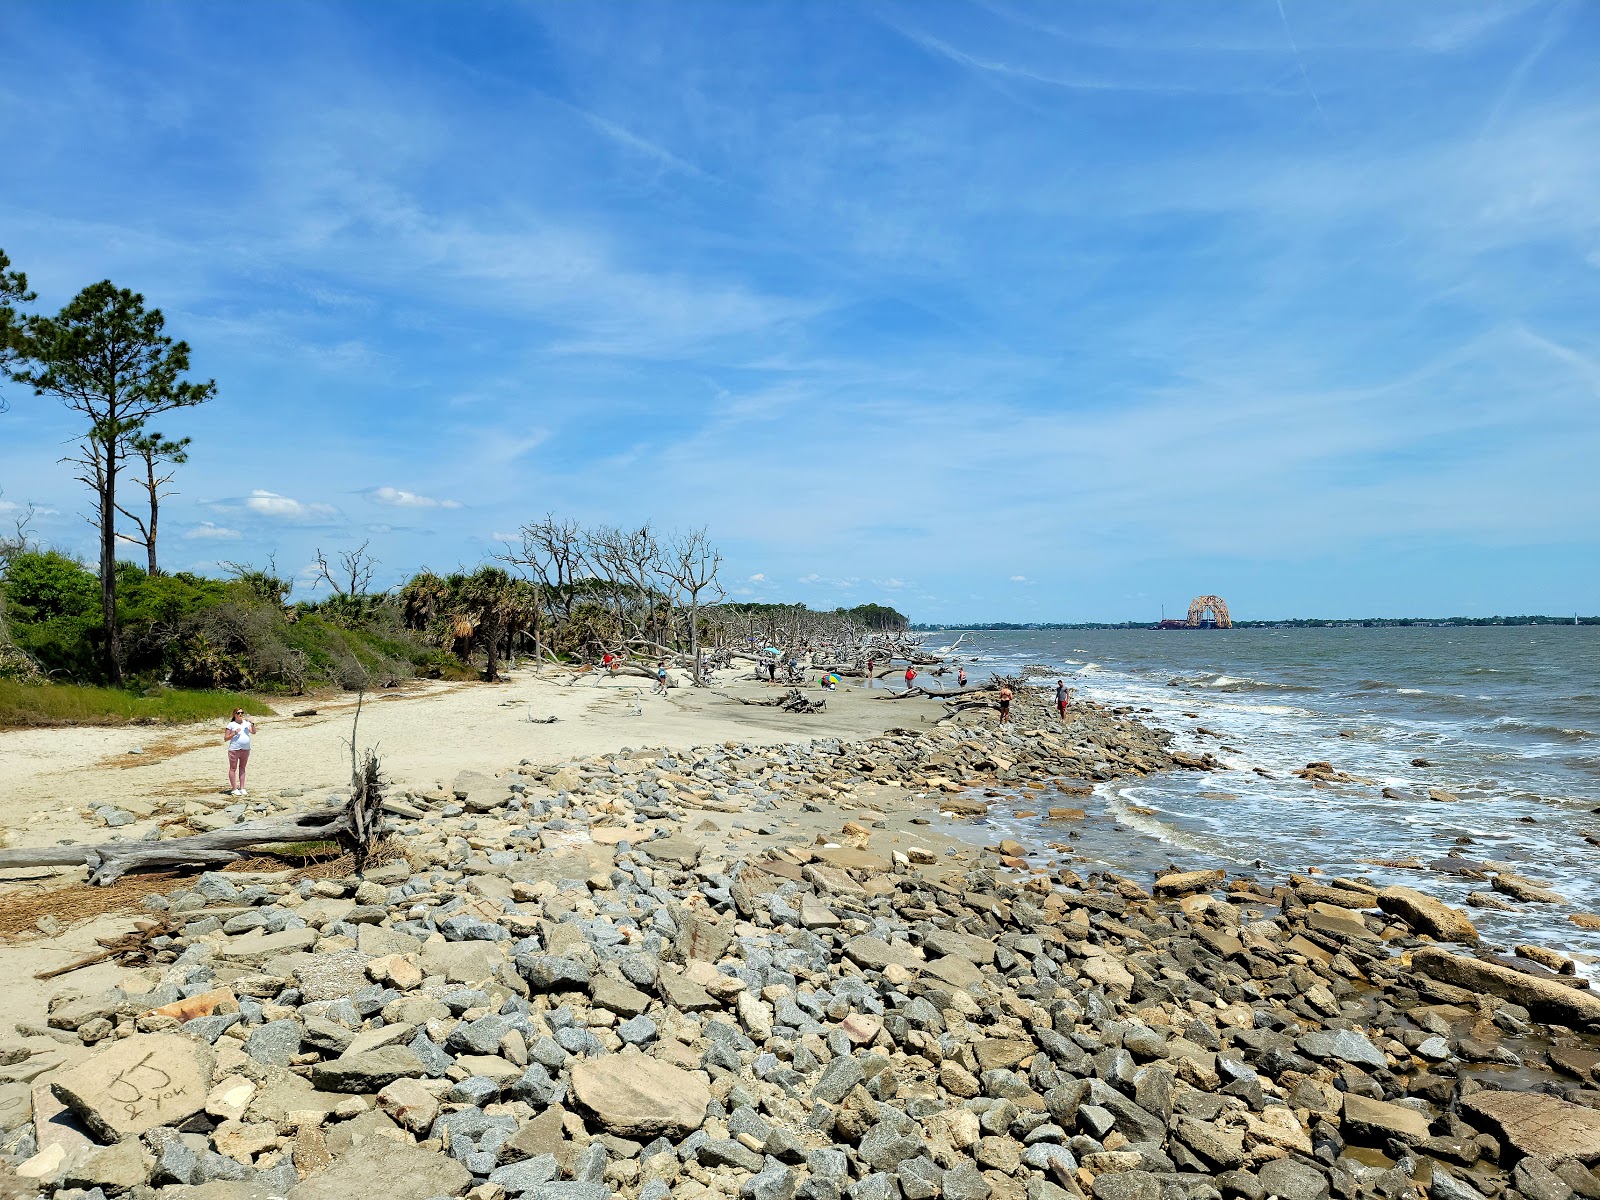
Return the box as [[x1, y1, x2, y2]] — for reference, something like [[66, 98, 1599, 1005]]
[[0, 668, 926, 861]]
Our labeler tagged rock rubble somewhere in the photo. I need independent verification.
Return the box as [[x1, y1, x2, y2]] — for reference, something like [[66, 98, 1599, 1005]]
[[4, 701, 1598, 1200]]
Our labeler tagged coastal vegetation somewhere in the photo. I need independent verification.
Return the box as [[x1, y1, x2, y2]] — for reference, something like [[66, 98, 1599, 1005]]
[[0, 245, 909, 721], [0, 679, 270, 728], [0, 532, 909, 724]]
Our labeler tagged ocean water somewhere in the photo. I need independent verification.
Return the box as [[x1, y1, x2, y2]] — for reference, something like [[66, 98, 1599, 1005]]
[[931, 625, 1600, 968]]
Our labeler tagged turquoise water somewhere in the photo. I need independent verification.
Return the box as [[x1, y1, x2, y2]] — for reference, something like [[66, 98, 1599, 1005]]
[[939, 625, 1600, 967]]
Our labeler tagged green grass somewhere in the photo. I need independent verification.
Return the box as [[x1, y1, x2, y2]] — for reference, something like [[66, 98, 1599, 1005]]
[[0, 680, 273, 729]]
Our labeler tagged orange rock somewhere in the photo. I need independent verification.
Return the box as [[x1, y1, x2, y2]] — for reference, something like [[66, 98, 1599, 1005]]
[[152, 987, 237, 1022], [1047, 808, 1086, 820]]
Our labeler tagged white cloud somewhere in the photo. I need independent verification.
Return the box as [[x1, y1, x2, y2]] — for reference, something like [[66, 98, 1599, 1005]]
[[184, 522, 242, 540], [245, 489, 337, 519], [798, 573, 822, 583], [367, 486, 462, 509], [874, 577, 906, 589], [748, 572, 766, 582], [1010, 575, 1028, 582], [0, 500, 58, 515]]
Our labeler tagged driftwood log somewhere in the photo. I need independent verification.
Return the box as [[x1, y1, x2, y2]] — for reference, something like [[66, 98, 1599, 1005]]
[[0, 706, 390, 886], [0, 799, 383, 887], [714, 687, 827, 714]]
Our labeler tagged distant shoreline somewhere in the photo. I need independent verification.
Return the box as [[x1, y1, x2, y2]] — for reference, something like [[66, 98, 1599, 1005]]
[[916, 615, 1598, 630]]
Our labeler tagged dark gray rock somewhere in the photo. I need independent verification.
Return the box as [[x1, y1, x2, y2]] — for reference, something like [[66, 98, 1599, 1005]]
[[1091, 1170, 1160, 1200], [1257, 1157, 1330, 1200]]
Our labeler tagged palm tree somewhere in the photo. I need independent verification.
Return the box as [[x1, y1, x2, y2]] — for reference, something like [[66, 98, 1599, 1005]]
[[455, 566, 520, 682]]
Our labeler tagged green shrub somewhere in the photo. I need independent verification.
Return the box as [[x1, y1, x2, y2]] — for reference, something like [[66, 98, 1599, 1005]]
[[0, 679, 271, 727]]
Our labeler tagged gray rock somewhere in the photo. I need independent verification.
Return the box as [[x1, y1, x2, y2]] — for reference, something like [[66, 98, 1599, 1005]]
[[195, 1149, 254, 1182], [522, 1186, 610, 1200], [1257, 1157, 1330, 1200], [520, 956, 592, 992], [183, 1013, 242, 1044], [307, 1045, 424, 1093], [1020, 1143, 1078, 1180], [1091, 1170, 1160, 1200], [858, 1121, 925, 1172], [700, 1138, 766, 1172], [1429, 1167, 1486, 1200], [1514, 1160, 1577, 1200], [744, 1158, 798, 1200], [812, 1056, 864, 1104], [408, 1031, 453, 1078], [489, 1154, 560, 1195], [286, 1135, 471, 1200], [1296, 1029, 1386, 1072], [617, 1015, 658, 1046], [847, 1174, 896, 1200], [294, 950, 374, 1003], [943, 1163, 992, 1200], [447, 1014, 511, 1055], [245, 1020, 302, 1067]]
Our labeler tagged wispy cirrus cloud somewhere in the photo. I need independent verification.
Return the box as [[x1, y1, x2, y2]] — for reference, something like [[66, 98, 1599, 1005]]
[[1, 0, 1595, 622], [366, 486, 462, 509], [184, 522, 242, 540], [242, 490, 338, 520]]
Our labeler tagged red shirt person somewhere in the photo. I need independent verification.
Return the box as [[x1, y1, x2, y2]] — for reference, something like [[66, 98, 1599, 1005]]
[[904, 667, 916, 691]]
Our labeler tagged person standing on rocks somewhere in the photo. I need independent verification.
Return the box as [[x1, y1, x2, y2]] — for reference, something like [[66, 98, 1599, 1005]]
[[1055, 679, 1071, 719], [223, 708, 256, 796], [998, 683, 1013, 723], [958, 667, 967, 688]]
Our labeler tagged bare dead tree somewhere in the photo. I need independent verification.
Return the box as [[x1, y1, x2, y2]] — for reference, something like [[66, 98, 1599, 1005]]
[[510, 514, 588, 619], [588, 523, 664, 645], [500, 513, 592, 672], [0, 495, 39, 562], [314, 539, 380, 597], [665, 526, 724, 685], [113, 431, 189, 576]]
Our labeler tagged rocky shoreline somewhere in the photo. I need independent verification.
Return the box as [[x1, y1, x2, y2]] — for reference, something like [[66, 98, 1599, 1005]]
[[4, 690, 1599, 1200]]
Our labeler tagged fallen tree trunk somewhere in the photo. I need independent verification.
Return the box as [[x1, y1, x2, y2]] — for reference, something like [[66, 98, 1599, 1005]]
[[1, 715, 389, 886], [0, 803, 376, 886], [714, 687, 826, 713], [936, 699, 1000, 723]]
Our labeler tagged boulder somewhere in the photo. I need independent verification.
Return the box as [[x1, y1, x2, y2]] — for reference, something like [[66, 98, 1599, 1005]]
[[1153, 869, 1226, 895], [50, 1033, 213, 1142], [1412, 948, 1600, 1025], [569, 1053, 710, 1138], [287, 1131, 471, 1200], [842, 936, 922, 973], [1463, 1089, 1600, 1164], [308, 1045, 425, 1093], [1340, 1094, 1431, 1146], [1378, 887, 1479, 944]]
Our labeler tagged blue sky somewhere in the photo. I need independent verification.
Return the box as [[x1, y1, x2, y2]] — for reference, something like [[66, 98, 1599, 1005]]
[[2, 1, 1598, 622]]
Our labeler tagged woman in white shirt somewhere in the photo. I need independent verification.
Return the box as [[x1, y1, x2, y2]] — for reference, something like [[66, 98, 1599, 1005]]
[[224, 709, 256, 796]]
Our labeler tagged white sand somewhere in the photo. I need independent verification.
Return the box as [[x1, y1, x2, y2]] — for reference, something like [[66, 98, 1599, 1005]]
[[0, 667, 931, 858]]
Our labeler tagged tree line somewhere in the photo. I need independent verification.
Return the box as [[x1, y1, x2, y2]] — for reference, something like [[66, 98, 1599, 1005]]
[[1, 246, 909, 691]]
